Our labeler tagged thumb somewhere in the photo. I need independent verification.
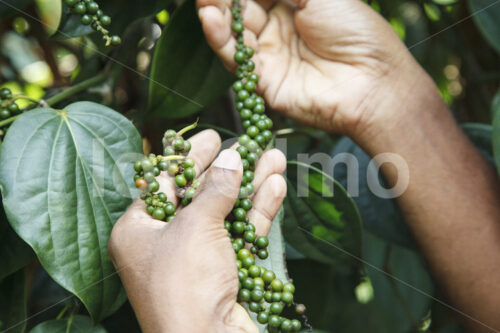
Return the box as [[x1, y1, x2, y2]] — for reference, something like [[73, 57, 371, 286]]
[[188, 149, 243, 221]]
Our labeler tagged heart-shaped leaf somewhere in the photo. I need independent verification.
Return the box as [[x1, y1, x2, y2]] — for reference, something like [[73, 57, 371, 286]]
[[148, 0, 234, 118], [0, 269, 27, 333], [29, 315, 107, 333], [283, 161, 362, 266], [0, 102, 142, 321], [467, 0, 500, 53]]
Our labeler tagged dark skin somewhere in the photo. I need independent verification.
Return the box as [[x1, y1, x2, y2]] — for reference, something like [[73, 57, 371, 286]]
[[109, 0, 500, 331]]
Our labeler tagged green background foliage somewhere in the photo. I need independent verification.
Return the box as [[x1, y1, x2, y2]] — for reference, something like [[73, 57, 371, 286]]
[[0, 0, 498, 332]]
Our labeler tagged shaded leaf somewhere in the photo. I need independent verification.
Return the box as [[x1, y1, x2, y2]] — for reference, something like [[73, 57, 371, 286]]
[[331, 137, 416, 248], [283, 161, 363, 266], [0, 0, 32, 19], [0, 102, 142, 321], [467, 0, 500, 53], [29, 315, 107, 333], [0, 194, 34, 281], [51, 3, 94, 40], [461, 123, 494, 165], [363, 232, 434, 332], [0, 269, 27, 333], [148, 0, 234, 119]]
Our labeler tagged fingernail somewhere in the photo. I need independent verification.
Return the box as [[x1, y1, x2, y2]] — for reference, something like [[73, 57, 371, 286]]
[[213, 150, 241, 171]]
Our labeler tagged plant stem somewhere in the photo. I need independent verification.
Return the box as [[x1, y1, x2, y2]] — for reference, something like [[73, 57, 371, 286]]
[[45, 74, 107, 106], [0, 74, 108, 128]]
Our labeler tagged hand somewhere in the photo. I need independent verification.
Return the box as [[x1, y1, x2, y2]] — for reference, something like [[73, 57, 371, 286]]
[[197, 0, 439, 139], [108, 130, 287, 333]]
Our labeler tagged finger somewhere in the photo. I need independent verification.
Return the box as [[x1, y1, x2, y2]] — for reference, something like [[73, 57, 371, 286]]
[[185, 149, 243, 221], [186, 129, 222, 176], [198, 5, 236, 71], [243, 0, 269, 37], [247, 174, 286, 236], [252, 148, 286, 192]]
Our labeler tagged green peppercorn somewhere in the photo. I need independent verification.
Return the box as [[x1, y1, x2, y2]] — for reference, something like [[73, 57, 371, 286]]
[[257, 312, 268, 324], [244, 170, 254, 182], [256, 236, 269, 249], [270, 279, 283, 292], [291, 319, 301, 331], [244, 230, 256, 243], [238, 289, 251, 302], [110, 35, 121, 45], [0, 109, 11, 119], [152, 208, 166, 220], [262, 130, 273, 142], [239, 134, 251, 145], [244, 97, 256, 109], [182, 157, 195, 168], [280, 319, 292, 332], [148, 180, 159, 192], [184, 187, 196, 199], [240, 108, 252, 120], [250, 246, 258, 254], [238, 268, 248, 281], [174, 174, 187, 187], [248, 265, 261, 278], [0, 88, 11, 99], [141, 159, 154, 172], [242, 120, 251, 128], [283, 283, 295, 293], [234, 51, 246, 64], [255, 134, 265, 146], [232, 21, 244, 33], [146, 205, 155, 215], [167, 163, 179, 176], [233, 80, 243, 92], [249, 73, 259, 83], [240, 198, 252, 211], [100, 15, 111, 26], [144, 172, 155, 183], [232, 221, 246, 234], [268, 315, 281, 328], [262, 270, 275, 284], [241, 255, 255, 268], [257, 249, 268, 259], [271, 292, 282, 302], [249, 302, 261, 313], [246, 126, 259, 138], [236, 146, 248, 159], [264, 290, 273, 302], [233, 208, 246, 220], [183, 140, 191, 153], [253, 104, 265, 114], [231, 236, 242, 246], [158, 160, 168, 171], [281, 291, 294, 304], [246, 140, 259, 152], [73, 2, 87, 14], [247, 60, 255, 71], [183, 167, 196, 181], [245, 81, 256, 92], [239, 186, 248, 198], [233, 242, 242, 252], [8, 103, 19, 114], [164, 146, 175, 156], [242, 277, 255, 290], [247, 152, 257, 164], [133, 160, 142, 172], [87, 1, 99, 14], [166, 215, 175, 222], [172, 137, 185, 151], [157, 192, 167, 202]]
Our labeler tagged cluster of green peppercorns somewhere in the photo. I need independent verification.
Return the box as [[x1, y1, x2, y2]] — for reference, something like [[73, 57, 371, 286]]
[[131, 1, 307, 330], [229, 1, 305, 331], [133, 122, 199, 221], [0, 88, 21, 139], [63, 0, 121, 46]]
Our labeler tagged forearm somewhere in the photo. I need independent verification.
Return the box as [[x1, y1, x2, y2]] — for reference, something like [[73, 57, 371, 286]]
[[355, 60, 500, 331]]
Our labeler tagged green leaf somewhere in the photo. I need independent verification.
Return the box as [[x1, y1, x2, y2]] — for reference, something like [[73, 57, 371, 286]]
[[0, 0, 32, 19], [51, 4, 94, 40], [0, 269, 27, 333], [363, 232, 434, 332], [0, 195, 34, 281], [0, 102, 143, 321], [250, 207, 290, 332], [29, 315, 107, 333], [332, 137, 416, 248], [493, 90, 500, 174], [148, 0, 234, 119], [53, 0, 166, 41], [283, 161, 363, 266], [461, 123, 494, 166], [467, 0, 500, 53]]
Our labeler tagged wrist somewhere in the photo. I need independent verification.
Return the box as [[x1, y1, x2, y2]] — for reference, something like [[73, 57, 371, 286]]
[[350, 57, 450, 156]]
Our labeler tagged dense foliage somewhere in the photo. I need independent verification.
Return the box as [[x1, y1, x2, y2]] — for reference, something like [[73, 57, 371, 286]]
[[0, 0, 498, 332]]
